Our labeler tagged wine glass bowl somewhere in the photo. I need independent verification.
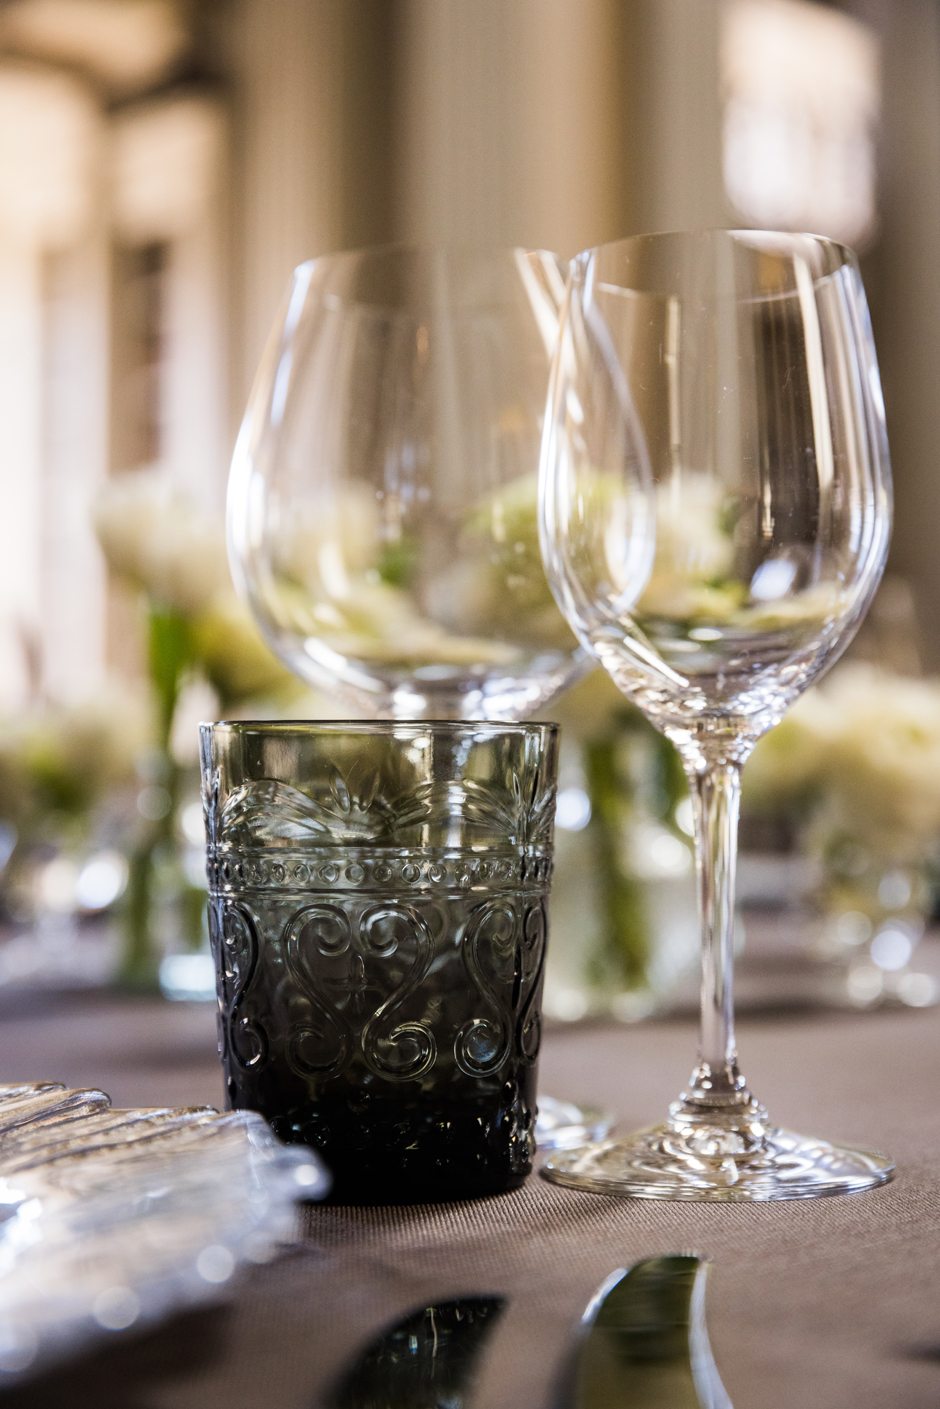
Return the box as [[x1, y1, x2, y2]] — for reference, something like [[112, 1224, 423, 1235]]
[[228, 244, 586, 721], [541, 231, 891, 752], [539, 230, 894, 1200]]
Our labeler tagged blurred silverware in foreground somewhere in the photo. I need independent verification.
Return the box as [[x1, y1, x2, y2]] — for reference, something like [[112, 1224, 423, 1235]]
[[561, 1255, 731, 1409], [328, 1296, 505, 1409]]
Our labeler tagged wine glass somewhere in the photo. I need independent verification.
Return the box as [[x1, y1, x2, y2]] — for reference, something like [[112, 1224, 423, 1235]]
[[227, 244, 593, 1153], [538, 230, 894, 1200], [228, 244, 588, 721]]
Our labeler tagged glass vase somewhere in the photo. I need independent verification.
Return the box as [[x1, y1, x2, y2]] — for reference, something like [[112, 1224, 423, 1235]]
[[545, 715, 699, 1023]]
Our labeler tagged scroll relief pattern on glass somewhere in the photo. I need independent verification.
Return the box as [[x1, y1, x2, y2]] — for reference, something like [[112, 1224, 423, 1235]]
[[206, 765, 553, 1088]]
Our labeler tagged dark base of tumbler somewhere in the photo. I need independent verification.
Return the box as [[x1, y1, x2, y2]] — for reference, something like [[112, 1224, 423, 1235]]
[[266, 1090, 535, 1205]]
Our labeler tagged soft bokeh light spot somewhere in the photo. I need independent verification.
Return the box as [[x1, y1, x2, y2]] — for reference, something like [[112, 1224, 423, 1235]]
[[555, 786, 591, 831], [196, 1244, 235, 1284], [93, 1286, 140, 1331], [75, 851, 128, 911]]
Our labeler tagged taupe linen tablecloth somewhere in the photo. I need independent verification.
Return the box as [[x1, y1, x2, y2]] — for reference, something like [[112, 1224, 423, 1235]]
[[0, 991, 936, 1408]]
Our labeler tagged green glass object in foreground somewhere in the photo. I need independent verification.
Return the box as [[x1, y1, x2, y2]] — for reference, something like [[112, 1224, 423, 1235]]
[[200, 721, 557, 1204]]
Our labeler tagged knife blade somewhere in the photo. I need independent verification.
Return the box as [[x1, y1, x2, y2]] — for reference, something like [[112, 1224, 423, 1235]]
[[566, 1256, 732, 1409], [328, 1295, 505, 1409]]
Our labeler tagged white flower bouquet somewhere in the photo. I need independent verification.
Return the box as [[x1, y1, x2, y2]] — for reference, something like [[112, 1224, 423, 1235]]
[[745, 663, 940, 869]]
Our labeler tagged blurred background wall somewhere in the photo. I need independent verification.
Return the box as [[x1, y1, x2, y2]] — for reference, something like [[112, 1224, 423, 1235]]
[[0, 0, 938, 712]]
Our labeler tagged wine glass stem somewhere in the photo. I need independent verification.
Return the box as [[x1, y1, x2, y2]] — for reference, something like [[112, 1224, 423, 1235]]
[[684, 756, 748, 1106]]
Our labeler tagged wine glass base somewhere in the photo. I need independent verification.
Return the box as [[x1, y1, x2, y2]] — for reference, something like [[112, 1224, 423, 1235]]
[[540, 1097, 894, 1201]]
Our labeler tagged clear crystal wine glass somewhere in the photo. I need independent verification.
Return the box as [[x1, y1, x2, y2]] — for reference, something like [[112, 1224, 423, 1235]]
[[228, 245, 588, 721], [538, 230, 894, 1199], [226, 245, 591, 1154]]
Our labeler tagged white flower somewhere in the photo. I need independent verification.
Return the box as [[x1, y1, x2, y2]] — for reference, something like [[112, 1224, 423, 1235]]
[[814, 665, 940, 844], [272, 484, 382, 591], [269, 478, 552, 666], [636, 477, 837, 634], [747, 663, 940, 860], [277, 577, 520, 667], [742, 692, 831, 811], [94, 471, 230, 614], [638, 476, 741, 622], [0, 682, 152, 826]]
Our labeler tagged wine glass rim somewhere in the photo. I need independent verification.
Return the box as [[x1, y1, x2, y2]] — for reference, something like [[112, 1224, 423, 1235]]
[[572, 227, 857, 289], [293, 240, 561, 270], [284, 242, 565, 318]]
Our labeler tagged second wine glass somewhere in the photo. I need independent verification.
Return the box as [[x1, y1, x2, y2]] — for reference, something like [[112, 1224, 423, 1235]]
[[228, 245, 587, 721], [226, 244, 593, 1156], [538, 230, 894, 1199]]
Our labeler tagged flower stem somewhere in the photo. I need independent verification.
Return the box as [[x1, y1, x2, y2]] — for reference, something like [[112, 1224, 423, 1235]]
[[118, 604, 193, 988]]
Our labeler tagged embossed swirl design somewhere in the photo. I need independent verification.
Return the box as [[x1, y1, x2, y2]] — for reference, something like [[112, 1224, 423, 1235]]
[[284, 906, 352, 1079], [454, 901, 515, 1078], [211, 887, 548, 1089], [359, 906, 437, 1080], [205, 733, 555, 1170], [280, 902, 437, 1084], [516, 902, 547, 1064], [216, 901, 268, 1071]]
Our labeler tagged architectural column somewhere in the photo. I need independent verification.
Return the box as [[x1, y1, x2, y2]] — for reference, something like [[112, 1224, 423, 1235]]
[[861, 0, 940, 667], [0, 239, 43, 706], [630, 0, 729, 236], [0, 66, 104, 708], [395, 0, 629, 255], [226, 0, 397, 419], [41, 234, 110, 702]]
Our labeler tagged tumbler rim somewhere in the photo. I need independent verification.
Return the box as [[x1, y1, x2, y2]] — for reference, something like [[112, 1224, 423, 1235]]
[[201, 719, 559, 736]]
